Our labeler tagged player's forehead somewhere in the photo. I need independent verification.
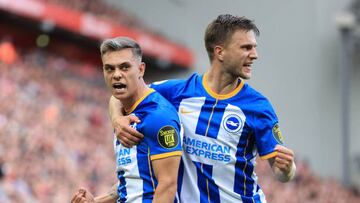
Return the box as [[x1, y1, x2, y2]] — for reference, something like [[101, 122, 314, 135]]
[[228, 29, 257, 46], [102, 49, 138, 65]]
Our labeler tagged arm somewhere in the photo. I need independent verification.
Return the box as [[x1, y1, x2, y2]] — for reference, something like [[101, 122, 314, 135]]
[[94, 184, 119, 203], [268, 145, 296, 182], [151, 155, 181, 203], [109, 95, 144, 147], [71, 184, 118, 203]]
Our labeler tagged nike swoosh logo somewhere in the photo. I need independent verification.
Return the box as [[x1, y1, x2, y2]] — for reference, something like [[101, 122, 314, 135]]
[[180, 108, 196, 114]]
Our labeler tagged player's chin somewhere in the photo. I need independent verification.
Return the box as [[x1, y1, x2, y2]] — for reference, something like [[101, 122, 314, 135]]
[[239, 72, 251, 80], [112, 91, 127, 100]]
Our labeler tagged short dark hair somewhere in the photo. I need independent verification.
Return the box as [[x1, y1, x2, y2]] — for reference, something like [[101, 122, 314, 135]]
[[100, 37, 142, 60], [204, 14, 260, 61]]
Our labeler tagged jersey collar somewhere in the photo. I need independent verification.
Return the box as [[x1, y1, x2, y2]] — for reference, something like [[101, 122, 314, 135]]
[[202, 73, 244, 100], [125, 88, 155, 114]]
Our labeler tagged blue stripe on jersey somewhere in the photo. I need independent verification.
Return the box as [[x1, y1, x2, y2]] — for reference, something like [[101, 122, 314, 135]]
[[195, 99, 226, 139], [234, 127, 256, 199], [253, 193, 262, 203], [244, 163, 256, 196], [240, 196, 257, 203], [203, 164, 220, 203], [244, 133, 256, 196], [195, 99, 216, 137], [137, 148, 156, 202], [117, 170, 127, 203], [194, 162, 220, 203], [206, 102, 226, 139]]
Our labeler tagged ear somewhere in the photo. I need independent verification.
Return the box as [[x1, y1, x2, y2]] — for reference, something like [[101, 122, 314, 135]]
[[138, 62, 145, 78], [214, 45, 225, 62]]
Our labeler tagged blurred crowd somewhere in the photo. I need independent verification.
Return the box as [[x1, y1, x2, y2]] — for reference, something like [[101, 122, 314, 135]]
[[0, 48, 360, 203], [0, 49, 115, 202], [39, 0, 154, 33], [257, 160, 360, 203]]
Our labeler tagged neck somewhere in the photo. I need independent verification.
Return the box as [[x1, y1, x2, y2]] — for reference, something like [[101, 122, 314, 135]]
[[122, 81, 150, 113], [205, 64, 239, 95]]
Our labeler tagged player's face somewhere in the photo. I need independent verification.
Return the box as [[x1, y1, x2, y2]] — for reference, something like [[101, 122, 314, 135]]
[[102, 49, 144, 101], [222, 29, 258, 79]]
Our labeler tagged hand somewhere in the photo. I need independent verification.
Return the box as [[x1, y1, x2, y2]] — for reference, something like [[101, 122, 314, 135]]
[[274, 145, 295, 174], [113, 115, 144, 148], [71, 188, 95, 203]]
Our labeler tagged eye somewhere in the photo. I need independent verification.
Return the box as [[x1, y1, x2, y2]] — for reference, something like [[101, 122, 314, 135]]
[[120, 63, 131, 70], [104, 65, 114, 72], [241, 44, 256, 51], [242, 45, 252, 51]]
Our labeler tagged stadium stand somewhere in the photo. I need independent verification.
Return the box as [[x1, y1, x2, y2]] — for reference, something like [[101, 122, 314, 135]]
[[0, 0, 359, 202], [1, 47, 360, 203], [257, 160, 360, 203], [0, 50, 114, 202], [38, 0, 148, 31]]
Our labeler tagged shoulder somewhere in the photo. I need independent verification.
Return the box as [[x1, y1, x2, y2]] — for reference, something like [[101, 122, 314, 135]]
[[142, 92, 180, 124], [237, 83, 278, 124], [242, 83, 273, 108], [149, 73, 201, 101], [140, 94, 181, 148], [150, 73, 199, 91]]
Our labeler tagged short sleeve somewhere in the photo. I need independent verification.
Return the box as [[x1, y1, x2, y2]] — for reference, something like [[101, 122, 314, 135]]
[[253, 100, 284, 160], [150, 79, 184, 102], [142, 110, 182, 161]]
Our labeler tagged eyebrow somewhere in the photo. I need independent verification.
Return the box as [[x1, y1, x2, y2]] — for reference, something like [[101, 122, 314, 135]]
[[240, 43, 257, 48], [103, 61, 131, 68]]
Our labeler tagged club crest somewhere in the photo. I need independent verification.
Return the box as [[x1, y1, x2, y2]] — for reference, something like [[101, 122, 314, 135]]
[[223, 114, 243, 134]]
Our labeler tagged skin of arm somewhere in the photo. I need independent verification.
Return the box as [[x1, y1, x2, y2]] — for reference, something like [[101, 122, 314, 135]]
[[268, 145, 296, 182], [109, 95, 144, 148], [151, 155, 181, 203], [71, 184, 118, 203], [109, 95, 124, 124], [93, 184, 119, 203]]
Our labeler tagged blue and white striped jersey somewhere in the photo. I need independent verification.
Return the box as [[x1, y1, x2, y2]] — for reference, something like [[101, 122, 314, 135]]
[[114, 89, 182, 203], [151, 73, 284, 203]]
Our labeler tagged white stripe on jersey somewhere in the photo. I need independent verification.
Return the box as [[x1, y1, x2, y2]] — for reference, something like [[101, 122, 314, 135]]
[[178, 98, 266, 202], [213, 104, 246, 202], [178, 97, 205, 203], [258, 189, 267, 203], [180, 153, 201, 202], [114, 139, 144, 203]]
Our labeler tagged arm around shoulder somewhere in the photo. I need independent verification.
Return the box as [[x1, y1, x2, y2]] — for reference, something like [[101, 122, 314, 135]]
[[109, 95, 144, 147], [109, 95, 123, 123]]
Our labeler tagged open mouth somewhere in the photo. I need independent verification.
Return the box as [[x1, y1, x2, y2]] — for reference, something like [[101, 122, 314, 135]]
[[112, 83, 126, 90], [244, 63, 252, 67]]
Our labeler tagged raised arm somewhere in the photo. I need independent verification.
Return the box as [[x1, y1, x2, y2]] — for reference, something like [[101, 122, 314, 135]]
[[268, 145, 296, 182], [151, 155, 181, 203], [109, 95, 144, 148]]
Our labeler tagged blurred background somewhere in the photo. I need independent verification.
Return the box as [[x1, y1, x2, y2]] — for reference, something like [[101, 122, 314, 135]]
[[0, 0, 359, 202]]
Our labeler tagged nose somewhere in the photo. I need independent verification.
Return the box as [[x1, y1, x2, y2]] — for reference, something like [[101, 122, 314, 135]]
[[113, 68, 122, 80], [250, 47, 258, 60]]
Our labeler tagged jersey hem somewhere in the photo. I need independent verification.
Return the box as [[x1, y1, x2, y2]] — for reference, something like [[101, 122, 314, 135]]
[[260, 151, 278, 160], [150, 151, 182, 161]]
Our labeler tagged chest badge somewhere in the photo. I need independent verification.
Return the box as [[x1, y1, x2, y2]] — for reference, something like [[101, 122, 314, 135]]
[[223, 114, 243, 134]]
